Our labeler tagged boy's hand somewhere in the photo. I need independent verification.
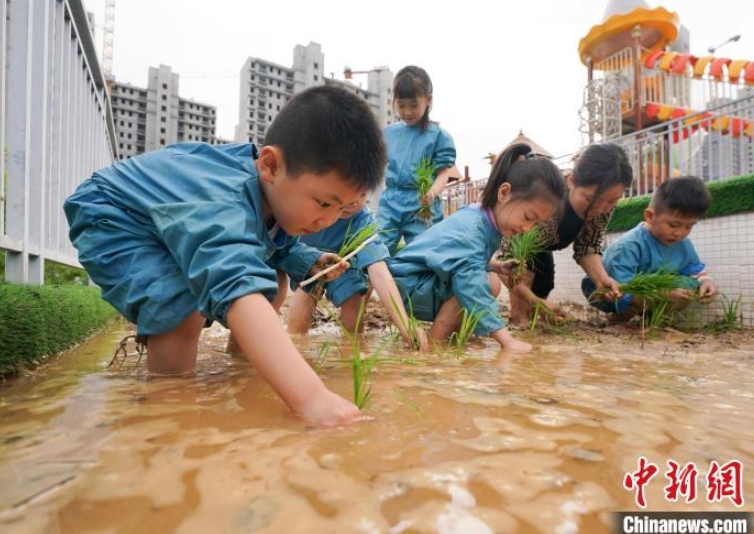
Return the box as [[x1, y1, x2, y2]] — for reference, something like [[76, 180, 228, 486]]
[[294, 389, 366, 427], [310, 253, 349, 282], [698, 278, 719, 302]]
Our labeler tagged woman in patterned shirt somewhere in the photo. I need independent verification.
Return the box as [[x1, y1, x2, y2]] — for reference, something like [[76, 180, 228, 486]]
[[497, 142, 634, 324]]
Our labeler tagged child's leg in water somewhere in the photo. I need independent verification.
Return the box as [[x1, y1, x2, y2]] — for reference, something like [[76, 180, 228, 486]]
[[287, 288, 318, 335], [430, 272, 501, 341], [339, 293, 367, 334], [146, 312, 206, 375]]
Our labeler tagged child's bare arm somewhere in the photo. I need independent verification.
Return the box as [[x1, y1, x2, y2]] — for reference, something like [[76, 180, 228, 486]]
[[366, 261, 429, 351], [227, 293, 363, 426]]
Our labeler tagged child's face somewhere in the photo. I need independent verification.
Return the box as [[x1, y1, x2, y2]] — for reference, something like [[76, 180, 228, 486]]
[[568, 176, 624, 220], [493, 185, 558, 238], [394, 95, 431, 126], [258, 148, 366, 236], [644, 208, 699, 246], [339, 193, 368, 218]]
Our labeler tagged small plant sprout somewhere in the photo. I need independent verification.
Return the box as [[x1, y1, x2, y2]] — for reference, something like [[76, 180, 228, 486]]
[[447, 306, 485, 355], [337, 221, 380, 259], [299, 221, 380, 289], [331, 296, 378, 409], [415, 156, 436, 225], [719, 295, 743, 331], [503, 226, 547, 287], [389, 293, 423, 351]]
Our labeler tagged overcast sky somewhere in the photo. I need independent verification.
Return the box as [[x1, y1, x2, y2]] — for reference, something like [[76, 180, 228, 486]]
[[83, 0, 752, 179]]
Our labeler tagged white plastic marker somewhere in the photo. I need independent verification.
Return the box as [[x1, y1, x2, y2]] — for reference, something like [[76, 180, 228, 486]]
[[299, 234, 379, 287]]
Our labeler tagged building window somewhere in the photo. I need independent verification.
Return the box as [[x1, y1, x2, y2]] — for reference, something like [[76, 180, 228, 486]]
[[160, 138, 165, 145], [161, 105, 166, 111], [314, 75, 319, 81], [162, 83, 167, 89], [161, 117, 166, 123], [160, 128, 166, 133], [314, 62, 319, 69]]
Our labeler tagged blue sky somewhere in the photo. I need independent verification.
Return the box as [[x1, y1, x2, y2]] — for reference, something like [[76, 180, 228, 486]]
[[84, 0, 752, 179]]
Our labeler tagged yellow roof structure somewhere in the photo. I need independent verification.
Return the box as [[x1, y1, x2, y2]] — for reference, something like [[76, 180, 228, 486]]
[[578, 0, 679, 66]]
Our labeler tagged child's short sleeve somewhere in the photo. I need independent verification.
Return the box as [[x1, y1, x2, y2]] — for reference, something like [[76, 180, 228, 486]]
[[148, 200, 278, 325], [431, 128, 456, 171]]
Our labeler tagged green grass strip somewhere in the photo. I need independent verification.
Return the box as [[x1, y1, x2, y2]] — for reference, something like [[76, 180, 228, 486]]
[[0, 283, 119, 375], [608, 173, 754, 232]]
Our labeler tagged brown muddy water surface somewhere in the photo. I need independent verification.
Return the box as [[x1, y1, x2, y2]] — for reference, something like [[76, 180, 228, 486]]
[[1, 315, 753, 533]]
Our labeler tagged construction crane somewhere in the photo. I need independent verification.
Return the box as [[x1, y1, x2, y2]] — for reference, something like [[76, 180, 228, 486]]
[[102, 0, 115, 86]]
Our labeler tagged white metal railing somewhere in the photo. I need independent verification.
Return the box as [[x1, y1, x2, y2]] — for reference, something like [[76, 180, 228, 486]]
[[615, 93, 754, 196], [1, 0, 117, 284]]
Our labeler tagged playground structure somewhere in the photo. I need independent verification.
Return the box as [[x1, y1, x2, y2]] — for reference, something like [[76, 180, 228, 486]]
[[578, 0, 754, 195]]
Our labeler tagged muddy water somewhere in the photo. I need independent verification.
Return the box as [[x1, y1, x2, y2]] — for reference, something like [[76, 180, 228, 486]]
[[1, 321, 753, 533]]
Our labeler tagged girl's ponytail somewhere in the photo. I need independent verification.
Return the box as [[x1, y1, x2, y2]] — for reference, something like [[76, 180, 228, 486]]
[[481, 144, 564, 209]]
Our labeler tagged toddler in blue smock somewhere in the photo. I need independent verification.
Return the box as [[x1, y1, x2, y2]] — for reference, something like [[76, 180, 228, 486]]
[[582, 175, 718, 318], [377, 65, 460, 255], [64, 86, 386, 427], [387, 143, 566, 352], [287, 195, 428, 350]]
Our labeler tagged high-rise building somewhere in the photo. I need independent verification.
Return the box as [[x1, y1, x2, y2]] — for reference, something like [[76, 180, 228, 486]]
[[235, 42, 394, 145], [111, 65, 221, 159]]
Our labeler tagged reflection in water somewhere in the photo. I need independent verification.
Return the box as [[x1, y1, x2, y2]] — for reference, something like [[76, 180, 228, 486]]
[[1, 323, 752, 533]]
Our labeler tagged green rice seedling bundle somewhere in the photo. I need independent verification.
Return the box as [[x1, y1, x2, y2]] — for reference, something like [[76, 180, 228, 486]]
[[415, 157, 436, 225], [502, 226, 547, 287]]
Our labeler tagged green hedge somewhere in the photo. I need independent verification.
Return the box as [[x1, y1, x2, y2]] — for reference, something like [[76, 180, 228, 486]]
[[0, 283, 119, 376], [608, 174, 754, 232]]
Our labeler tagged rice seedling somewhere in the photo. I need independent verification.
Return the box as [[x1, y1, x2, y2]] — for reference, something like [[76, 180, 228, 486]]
[[389, 294, 424, 351], [713, 295, 743, 332], [446, 306, 485, 356], [502, 226, 547, 287], [299, 222, 380, 289], [327, 296, 381, 409], [337, 221, 380, 259], [591, 270, 693, 311], [351, 342, 377, 409], [314, 341, 332, 373], [415, 156, 436, 225]]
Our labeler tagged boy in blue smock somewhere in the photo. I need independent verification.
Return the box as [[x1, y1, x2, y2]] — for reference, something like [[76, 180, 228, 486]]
[[64, 86, 386, 427], [582, 176, 718, 318], [287, 195, 428, 350], [377, 66, 458, 255]]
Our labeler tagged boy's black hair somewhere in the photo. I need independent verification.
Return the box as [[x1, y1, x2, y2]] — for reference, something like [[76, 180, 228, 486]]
[[264, 85, 386, 192], [481, 143, 565, 210], [393, 66, 433, 131], [650, 175, 711, 217]]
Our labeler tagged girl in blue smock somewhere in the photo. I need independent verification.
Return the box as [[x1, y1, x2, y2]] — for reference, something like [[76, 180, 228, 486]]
[[287, 195, 428, 350], [387, 143, 565, 352], [378, 66, 458, 255]]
